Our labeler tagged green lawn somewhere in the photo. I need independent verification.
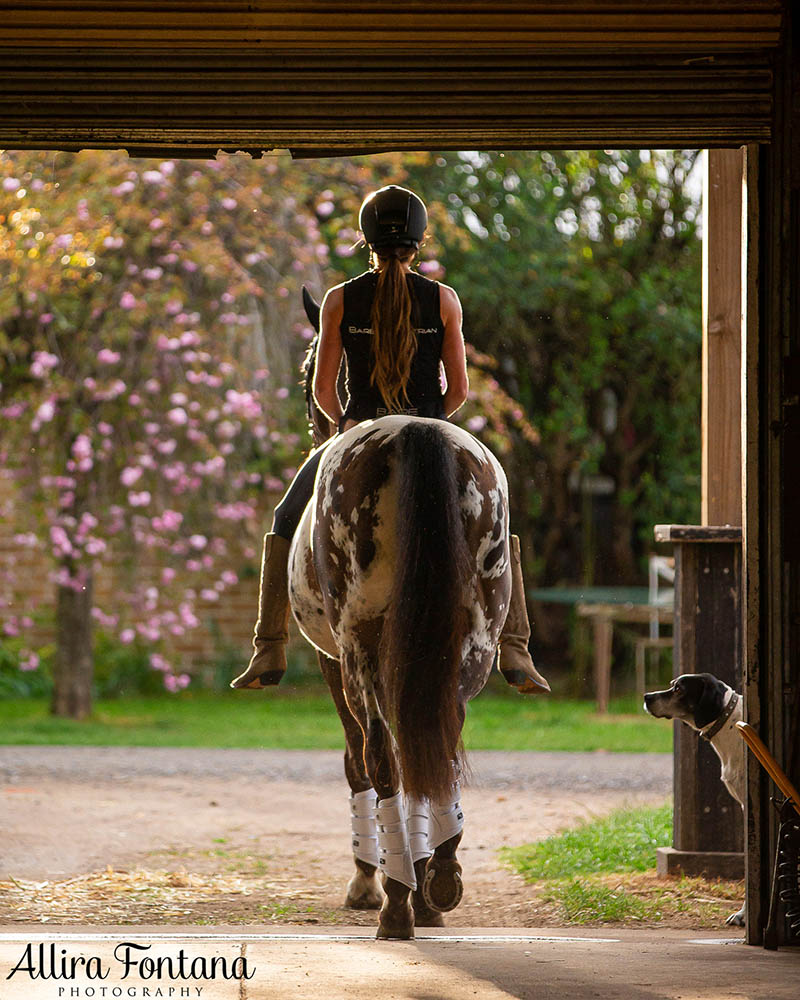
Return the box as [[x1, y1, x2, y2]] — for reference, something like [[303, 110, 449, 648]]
[[502, 803, 674, 881], [0, 688, 672, 752]]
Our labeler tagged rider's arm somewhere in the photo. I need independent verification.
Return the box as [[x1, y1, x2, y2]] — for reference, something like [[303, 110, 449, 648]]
[[439, 284, 469, 417], [313, 286, 345, 428]]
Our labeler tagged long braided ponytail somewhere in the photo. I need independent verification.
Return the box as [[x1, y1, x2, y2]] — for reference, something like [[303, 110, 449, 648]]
[[369, 247, 418, 412]]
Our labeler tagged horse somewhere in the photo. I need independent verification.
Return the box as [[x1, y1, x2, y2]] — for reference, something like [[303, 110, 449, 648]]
[[288, 289, 513, 939]]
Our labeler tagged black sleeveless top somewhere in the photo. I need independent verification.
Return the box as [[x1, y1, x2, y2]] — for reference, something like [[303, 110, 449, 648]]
[[340, 270, 446, 422]]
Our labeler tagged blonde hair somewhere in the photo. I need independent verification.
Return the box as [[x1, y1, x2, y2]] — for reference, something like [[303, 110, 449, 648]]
[[369, 247, 418, 412]]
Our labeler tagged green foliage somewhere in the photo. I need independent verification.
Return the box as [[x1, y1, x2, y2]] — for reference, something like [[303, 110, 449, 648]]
[[501, 802, 673, 880], [0, 636, 53, 697], [402, 150, 702, 583], [91, 630, 168, 698], [542, 878, 653, 924]]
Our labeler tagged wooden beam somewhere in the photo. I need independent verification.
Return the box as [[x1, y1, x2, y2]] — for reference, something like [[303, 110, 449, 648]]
[[702, 148, 745, 526], [0, 2, 784, 51]]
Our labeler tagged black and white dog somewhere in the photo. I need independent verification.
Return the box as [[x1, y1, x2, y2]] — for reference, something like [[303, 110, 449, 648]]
[[644, 672, 745, 926]]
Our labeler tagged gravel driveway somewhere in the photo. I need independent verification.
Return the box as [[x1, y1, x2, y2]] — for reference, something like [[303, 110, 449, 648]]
[[0, 747, 672, 927]]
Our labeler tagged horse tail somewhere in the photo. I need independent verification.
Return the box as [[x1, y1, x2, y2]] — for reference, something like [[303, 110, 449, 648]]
[[380, 422, 472, 801]]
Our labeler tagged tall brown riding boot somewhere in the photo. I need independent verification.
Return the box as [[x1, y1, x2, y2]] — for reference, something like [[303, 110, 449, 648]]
[[498, 534, 551, 694], [230, 532, 291, 690]]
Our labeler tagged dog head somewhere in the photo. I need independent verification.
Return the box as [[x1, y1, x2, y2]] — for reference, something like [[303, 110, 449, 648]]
[[644, 672, 734, 731]]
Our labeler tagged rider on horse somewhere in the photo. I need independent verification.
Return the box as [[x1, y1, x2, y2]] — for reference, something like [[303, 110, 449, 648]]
[[231, 184, 548, 696]]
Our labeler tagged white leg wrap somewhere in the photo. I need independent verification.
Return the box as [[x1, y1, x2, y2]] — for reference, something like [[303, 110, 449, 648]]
[[429, 781, 464, 850], [376, 792, 417, 890], [350, 788, 379, 867], [405, 794, 433, 864]]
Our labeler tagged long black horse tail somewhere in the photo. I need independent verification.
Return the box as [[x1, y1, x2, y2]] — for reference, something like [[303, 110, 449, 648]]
[[380, 422, 473, 801]]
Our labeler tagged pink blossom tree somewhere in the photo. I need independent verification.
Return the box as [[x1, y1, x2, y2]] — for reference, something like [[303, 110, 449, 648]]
[[0, 150, 341, 717]]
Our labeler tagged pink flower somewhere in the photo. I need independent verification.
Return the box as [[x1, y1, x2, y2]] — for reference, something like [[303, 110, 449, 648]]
[[97, 348, 121, 364], [167, 407, 188, 426], [466, 416, 488, 433], [164, 673, 190, 692], [127, 491, 151, 507], [120, 291, 137, 310], [33, 399, 56, 425], [30, 350, 59, 377], [3, 177, 21, 192], [221, 196, 237, 210], [149, 653, 170, 672], [71, 434, 93, 461], [189, 534, 207, 550], [120, 628, 136, 644], [419, 260, 442, 275], [121, 466, 142, 487], [20, 652, 40, 672]]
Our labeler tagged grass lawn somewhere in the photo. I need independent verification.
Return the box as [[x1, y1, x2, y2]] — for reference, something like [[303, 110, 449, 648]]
[[502, 804, 743, 926], [0, 687, 672, 752]]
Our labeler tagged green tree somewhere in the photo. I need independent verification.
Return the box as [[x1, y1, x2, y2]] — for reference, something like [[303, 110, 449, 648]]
[[404, 149, 702, 583]]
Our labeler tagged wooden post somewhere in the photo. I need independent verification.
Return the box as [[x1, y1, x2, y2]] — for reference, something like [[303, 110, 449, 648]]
[[653, 149, 747, 882], [592, 617, 613, 715], [654, 525, 744, 879], [702, 148, 744, 528]]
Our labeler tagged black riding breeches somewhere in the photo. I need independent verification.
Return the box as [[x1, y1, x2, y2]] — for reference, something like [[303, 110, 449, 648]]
[[271, 441, 331, 541]]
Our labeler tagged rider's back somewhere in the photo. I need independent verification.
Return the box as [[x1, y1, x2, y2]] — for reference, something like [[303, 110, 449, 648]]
[[340, 270, 446, 423]]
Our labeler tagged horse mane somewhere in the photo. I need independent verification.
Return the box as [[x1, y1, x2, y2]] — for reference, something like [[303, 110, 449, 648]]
[[380, 422, 473, 800]]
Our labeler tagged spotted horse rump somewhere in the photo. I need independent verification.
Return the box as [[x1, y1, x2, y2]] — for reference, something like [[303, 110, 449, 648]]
[[289, 413, 512, 938]]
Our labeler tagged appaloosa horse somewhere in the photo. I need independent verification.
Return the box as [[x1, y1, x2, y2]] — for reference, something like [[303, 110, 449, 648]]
[[286, 292, 513, 939]]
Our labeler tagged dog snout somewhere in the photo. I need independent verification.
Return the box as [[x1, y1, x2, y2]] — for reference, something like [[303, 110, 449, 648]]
[[643, 690, 672, 718]]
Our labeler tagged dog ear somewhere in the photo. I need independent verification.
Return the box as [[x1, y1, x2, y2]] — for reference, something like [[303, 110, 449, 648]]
[[693, 674, 727, 729]]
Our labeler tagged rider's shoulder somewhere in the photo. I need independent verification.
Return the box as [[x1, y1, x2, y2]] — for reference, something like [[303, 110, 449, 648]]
[[437, 282, 461, 308], [321, 283, 346, 305]]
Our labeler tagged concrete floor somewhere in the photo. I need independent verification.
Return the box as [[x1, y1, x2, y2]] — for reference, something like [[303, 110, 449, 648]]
[[1, 927, 798, 999]]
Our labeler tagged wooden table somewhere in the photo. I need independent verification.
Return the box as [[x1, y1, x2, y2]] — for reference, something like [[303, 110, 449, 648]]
[[575, 602, 674, 714], [529, 586, 673, 713]]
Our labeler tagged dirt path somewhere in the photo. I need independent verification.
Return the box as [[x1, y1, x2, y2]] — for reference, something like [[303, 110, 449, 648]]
[[1, 747, 672, 927]]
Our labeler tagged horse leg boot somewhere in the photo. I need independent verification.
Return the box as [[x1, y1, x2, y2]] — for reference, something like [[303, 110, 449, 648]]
[[422, 782, 465, 914], [407, 795, 444, 928], [230, 533, 291, 689], [375, 792, 416, 939], [345, 788, 383, 909], [497, 534, 551, 694]]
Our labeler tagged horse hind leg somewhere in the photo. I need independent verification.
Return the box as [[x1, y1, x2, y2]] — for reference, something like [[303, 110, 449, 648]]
[[346, 789, 383, 909], [356, 687, 415, 939], [317, 652, 383, 910], [407, 795, 445, 928], [421, 781, 465, 914]]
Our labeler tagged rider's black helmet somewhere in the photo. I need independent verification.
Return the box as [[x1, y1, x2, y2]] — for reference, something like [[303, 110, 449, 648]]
[[359, 185, 427, 251]]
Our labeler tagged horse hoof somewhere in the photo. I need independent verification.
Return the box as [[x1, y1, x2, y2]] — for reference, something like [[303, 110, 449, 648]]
[[345, 885, 384, 910], [376, 922, 415, 940], [344, 865, 384, 909], [412, 906, 445, 928], [422, 859, 463, 913], [376, 897, 414, 939]]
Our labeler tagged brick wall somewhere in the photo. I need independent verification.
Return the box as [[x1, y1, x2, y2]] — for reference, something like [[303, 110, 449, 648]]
[[0, 471, 284, 678]]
